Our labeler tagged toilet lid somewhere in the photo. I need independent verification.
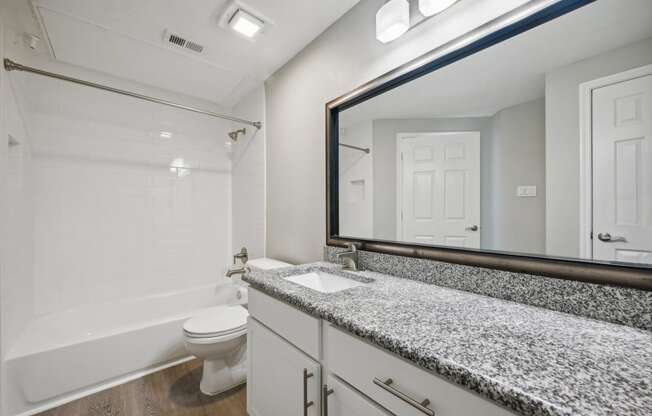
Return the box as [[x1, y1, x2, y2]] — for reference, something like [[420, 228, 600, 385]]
[[184, 305, 248, 338]]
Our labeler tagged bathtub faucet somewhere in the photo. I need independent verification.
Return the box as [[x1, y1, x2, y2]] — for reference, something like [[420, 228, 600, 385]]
[[226, 265, 250, 277]]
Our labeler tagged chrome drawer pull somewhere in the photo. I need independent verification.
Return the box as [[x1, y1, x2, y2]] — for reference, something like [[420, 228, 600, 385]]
[[323, 384, 334, 416], [303, 369, 314, 416], [373, 377, 435, 416]]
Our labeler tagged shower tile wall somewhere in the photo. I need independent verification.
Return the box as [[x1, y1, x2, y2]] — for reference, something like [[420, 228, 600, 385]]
[[11, 73, 234, 317], [231, 85, 266, 260]]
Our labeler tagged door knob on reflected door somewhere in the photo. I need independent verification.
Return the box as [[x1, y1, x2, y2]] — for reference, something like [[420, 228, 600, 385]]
[[597, 233, 627, 243], [465, 225, 479, 231]]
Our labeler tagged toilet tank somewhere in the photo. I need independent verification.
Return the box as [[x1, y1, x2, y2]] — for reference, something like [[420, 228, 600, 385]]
[[247, 258, 293, 271]]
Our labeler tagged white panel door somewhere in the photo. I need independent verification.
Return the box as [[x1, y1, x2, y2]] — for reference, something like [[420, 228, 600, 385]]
[[325, 374, 391, 416], [592, 74, 652, 264], [399, 132, 481, 248], [248, 318, 321, 416]]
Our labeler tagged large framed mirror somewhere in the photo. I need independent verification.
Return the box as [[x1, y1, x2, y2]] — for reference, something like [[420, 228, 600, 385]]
[[326, 0, 652, 289]]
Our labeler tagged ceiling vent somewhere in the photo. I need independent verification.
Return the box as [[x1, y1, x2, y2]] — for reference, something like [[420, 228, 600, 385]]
[[163, 30, 204, 54]]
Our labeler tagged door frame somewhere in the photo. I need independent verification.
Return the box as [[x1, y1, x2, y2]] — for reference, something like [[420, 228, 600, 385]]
[[396, 131, 481, 242], [578, 64, 652, 259]]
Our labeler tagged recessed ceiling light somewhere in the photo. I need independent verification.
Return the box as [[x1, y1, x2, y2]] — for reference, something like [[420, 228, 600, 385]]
[[376, 0, 410, 43], [229, 9, 264, 38], [418, 0, 458, 17], [160, 131, 173, 138]]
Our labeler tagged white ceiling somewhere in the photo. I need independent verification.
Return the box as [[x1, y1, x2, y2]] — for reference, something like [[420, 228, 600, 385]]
[[30, 0, 359, 107], [341, 0, 652, 127]]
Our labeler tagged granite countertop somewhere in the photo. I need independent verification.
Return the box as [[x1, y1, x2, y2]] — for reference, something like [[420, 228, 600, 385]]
[[243, 262, 652, 416]]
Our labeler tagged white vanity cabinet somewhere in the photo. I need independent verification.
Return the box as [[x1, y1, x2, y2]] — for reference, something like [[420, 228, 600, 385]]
[[247, 318, 321, 416], [248, 288, 516, 416]]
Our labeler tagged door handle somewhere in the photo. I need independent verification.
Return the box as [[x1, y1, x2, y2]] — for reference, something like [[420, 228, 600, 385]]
[[597, 233, 627, 243], [373, 378, 435, 416], [303, 369, 314, 416], [465, 225, 479, 232], [323, 385, 334, 416]]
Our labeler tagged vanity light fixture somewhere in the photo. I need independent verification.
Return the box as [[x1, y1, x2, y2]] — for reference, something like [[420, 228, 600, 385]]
[[228, 8, 265, 38], [159, 131, 173, 139], [418, 0, 458, 17], [376, 0, 410, 43]]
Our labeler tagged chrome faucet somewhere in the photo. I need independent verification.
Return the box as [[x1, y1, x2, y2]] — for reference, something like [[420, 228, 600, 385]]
[[226, 265, 249, 277], [226, 247, 249, 277], [335, 243, 359, 271]]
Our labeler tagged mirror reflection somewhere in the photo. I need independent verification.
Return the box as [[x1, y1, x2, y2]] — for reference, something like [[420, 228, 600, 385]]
[[338, 0, 652, 265]]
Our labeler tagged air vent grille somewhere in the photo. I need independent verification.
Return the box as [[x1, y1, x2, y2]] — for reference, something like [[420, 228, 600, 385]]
[[185, 40, 204, 53], [164, 30, 205, 54]]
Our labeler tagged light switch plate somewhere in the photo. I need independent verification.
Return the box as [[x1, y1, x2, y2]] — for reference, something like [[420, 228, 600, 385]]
[[517, 185, 537, 197]]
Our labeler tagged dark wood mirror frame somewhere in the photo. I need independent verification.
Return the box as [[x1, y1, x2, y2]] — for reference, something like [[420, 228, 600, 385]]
[[325, 0, 652, 291]]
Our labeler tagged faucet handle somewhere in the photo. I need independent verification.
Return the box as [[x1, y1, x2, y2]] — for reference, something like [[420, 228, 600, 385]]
[[233, 247, 248, 265], [344, 242, 359, 252]]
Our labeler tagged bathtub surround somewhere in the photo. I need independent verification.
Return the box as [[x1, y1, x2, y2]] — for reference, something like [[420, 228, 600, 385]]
[[244, 262, 652, 416], [325, 246, 651, 330]]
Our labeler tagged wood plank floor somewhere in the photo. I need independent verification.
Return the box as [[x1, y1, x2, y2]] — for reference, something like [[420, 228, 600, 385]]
[[37, 360, 247, 416]]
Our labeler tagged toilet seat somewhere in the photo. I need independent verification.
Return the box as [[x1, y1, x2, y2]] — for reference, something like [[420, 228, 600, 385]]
[[184, 305, 248, 339]]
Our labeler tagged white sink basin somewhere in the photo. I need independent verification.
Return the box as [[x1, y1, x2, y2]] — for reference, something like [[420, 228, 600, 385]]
[[284, 271, 367, 293]]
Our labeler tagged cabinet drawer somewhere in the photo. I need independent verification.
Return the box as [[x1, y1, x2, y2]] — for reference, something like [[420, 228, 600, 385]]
[[324, 325, 515, 416], [248, 288, 321, 359], [325, 374, 392, 416]]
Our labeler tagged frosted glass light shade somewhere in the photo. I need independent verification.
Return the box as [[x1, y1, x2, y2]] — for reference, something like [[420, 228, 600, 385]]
[[376, 0, 410, 43], [418, 0, 457, 17]]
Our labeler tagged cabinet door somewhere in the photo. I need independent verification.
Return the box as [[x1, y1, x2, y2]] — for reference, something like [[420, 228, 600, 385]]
[[248, 317, 321, 416], [325, 375, 391, 416]]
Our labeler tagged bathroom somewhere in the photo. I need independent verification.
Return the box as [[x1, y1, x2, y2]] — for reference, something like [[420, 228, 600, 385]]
[[0, 0, 650, 415]]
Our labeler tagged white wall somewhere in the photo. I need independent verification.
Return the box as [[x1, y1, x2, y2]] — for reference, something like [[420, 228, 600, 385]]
[[0, 11, 8, 413], [231, 86, 266, 259], [2, 73, 34, 353], [339, 121, 373, 238], [545, 38, 652, 257], [489, 98, 545, 254], [1, 14, 40, 414], [265, 0, 531, 263]]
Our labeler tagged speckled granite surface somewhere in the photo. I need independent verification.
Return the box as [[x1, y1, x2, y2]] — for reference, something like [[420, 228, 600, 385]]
[[244, 262, 652, 416], [325, 247, 652, 331]]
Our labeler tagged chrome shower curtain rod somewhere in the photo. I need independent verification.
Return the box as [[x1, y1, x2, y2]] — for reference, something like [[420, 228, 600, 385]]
[[3, 58, 262, 129]]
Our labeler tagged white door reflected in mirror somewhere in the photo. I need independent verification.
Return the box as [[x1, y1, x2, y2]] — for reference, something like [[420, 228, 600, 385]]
[[592, 74, 652, 264], [398, 132, 480, 248]]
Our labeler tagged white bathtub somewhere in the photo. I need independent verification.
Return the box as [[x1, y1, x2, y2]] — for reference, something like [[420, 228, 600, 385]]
[[4, 282, 241, 416]]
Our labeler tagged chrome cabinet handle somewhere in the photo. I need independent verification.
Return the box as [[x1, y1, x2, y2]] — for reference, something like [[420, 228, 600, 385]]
[[597, 233, 627, 243], [373, 377, 435, 416], [465, 225, 479, 231], [323, 384, 334, 416], [303, 369, 314, 416]]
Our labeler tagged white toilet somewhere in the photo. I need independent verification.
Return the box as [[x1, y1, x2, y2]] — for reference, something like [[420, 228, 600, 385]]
[[183, 258, 291, 395], [183, 303, 249, 395]]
